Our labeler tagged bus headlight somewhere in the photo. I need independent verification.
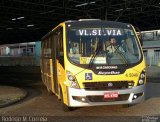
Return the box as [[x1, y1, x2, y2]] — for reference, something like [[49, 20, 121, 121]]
[[138, 70, 146, 86], [140, 73, 145, 79], [138, 79, 144, 85], [68, 75, 74, 81], [66, 71, 80, 89]]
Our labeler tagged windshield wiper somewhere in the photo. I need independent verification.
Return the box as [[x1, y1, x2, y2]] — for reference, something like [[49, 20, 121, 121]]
[[114, 46, 129, 66], [88, 45, 101, 68]]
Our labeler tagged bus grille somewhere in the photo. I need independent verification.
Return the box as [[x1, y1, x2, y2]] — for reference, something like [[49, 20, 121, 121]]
[[87, 94, 129, 102], [83, 81, 134, 90]]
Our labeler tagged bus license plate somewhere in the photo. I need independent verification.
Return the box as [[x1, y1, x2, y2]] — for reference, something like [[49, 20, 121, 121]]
[[104, 92, 119, 99]]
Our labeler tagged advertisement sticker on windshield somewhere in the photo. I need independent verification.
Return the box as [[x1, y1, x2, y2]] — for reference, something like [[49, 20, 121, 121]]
[[80, 57, 88, 64], [80, 57, 106, 64]]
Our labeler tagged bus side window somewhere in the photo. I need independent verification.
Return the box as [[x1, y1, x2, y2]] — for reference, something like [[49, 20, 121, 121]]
[[59, 28, 64, 56], [55, 27, 64, 67], [53, 33, 59, 57], [55, 28, 63, 58]]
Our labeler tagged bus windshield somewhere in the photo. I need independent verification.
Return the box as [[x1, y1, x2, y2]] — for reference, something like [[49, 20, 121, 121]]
[[67, 25, 142, 66]]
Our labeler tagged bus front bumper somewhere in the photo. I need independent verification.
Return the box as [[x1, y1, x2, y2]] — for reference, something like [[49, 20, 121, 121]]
[[67, 85, 145, 107]]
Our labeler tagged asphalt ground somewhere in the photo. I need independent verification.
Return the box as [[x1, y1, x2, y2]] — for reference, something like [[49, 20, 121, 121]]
[[0, 66, 159, 122]]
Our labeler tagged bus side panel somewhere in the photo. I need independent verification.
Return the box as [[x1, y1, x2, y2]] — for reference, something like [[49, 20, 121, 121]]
[[44, 59, 52, 91], [49, 59, 55, 93], [41, 38, 55, 94], [60, 24, 70, 105], [40, 45, 48, 86], [56, 60, 68, 104]]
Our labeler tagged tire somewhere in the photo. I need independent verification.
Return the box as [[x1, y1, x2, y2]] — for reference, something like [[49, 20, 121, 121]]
[[60, 88, 74, 112]]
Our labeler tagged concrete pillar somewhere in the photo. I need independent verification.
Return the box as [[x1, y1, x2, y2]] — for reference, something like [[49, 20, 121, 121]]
[[35, 41, 41, 66]]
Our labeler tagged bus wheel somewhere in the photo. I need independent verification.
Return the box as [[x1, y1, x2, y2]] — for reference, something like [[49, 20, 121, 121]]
[[60, 88, 74, 112], [47, 86, 53, 95]]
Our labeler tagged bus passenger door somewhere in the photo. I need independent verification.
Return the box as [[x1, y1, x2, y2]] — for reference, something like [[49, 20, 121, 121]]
[[51, 34, 58, 94], [56, 27, 64, 93], [41, 38, 52, 92], [51, 27, 64, 95]]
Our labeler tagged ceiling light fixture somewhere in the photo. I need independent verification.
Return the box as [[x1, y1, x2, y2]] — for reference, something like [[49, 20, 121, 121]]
[[126, 8, 132, 10], [115, 9, 123, 12], [11, 18, 16, 21], [76, 1, 96, 7], [27, 24, 34, 27], [17, 17, 25, 20], [6, 28, 13, 30]]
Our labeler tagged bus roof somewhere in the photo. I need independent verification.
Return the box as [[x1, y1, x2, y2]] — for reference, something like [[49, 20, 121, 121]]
[[42, 20, 131, 40], [64, 20, 130, 27]]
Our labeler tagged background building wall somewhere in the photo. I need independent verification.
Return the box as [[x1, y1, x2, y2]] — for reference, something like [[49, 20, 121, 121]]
[[0, 42, 41, 66]]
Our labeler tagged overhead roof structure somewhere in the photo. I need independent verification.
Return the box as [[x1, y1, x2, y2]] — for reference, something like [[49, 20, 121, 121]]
[[0, 0, 160, 44]]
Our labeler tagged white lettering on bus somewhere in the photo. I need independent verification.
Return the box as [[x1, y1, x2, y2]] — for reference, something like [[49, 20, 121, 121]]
[[84, 30, 88, 36], [98, 30, 101, 35], [117, 30, 121, 35], [107, 30, 112, 35], [79, 30, 84, 35], [113, 29, 116, 35], [96, 66, 118, 70], [77, 29, 122, 36], [92, 29, 97, 35], [98, 71, 120, 75]]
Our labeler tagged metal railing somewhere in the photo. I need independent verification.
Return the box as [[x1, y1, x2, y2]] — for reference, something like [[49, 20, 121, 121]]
[[144, 51, 160, 66]]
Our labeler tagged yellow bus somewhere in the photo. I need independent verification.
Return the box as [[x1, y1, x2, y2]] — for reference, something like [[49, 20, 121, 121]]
[[40, 19, 146, 111]]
